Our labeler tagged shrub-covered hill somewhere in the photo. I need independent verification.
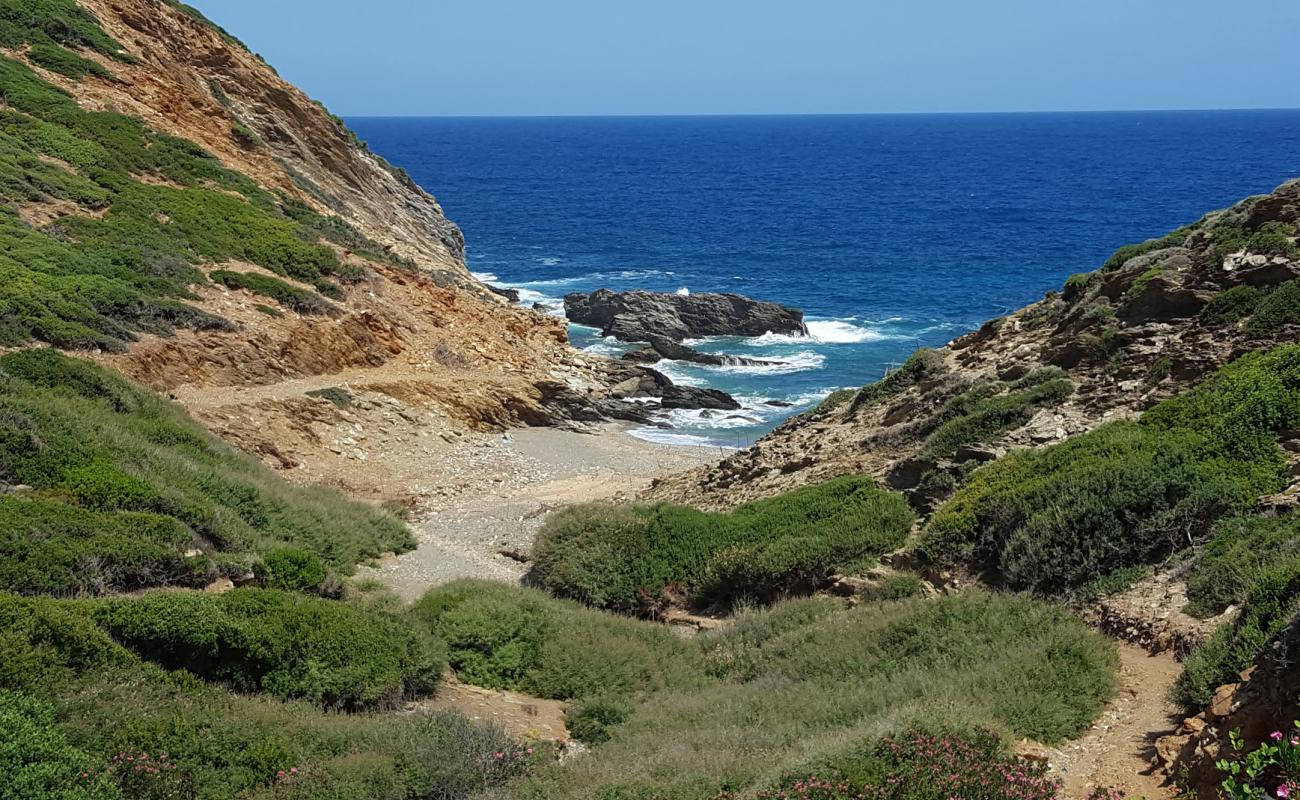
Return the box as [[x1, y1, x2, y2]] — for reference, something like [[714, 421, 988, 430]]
[[0, 347, 411, 594]]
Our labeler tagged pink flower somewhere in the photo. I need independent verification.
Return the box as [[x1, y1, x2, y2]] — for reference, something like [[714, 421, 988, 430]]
[[1278, 785, 1290, 800], [1272, 731, 1285, 741]]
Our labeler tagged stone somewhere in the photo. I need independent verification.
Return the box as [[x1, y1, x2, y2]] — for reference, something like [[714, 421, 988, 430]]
[[565, 288, 807, 343], [204, 577, 235, 594], [1208, 683, 1239, 719]]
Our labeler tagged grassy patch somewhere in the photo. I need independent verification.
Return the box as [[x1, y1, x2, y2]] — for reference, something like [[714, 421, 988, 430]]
[[211, 269, 335, 315], [411, 580, 706, 699], [499, 591, 1115, 799], [0, 348, 411, 595], [530, 476, 914, 613], [1244, 279, 1300, 336], [1100, 224, 1195, 270], [918, 345, 1300, 594]]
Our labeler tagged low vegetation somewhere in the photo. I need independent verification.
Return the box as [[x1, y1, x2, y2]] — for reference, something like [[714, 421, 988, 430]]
[[0, 593, 536, 800], [846, 348, 946, 415], [530, 475, 914, 612], [919, 345, 1300, 594], [0, 348, 411, 594], [93, 588, 444, 709], [211, 269, 336, 315], [494, 590, 1115, 799], [918, 368, 1071, 459]]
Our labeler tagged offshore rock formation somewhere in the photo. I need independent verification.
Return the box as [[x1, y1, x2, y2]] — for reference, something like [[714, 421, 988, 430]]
[[565, 288, 809, 342]]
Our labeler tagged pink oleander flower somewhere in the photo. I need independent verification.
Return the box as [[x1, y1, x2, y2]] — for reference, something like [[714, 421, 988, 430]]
[[1277, 785, 1290, 800], [1272, 731, 1285, 741]]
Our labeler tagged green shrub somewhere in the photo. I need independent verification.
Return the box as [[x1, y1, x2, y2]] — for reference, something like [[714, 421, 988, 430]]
[[0, 593, 126, 691], [919, 346, 1300, 594], [1174, 560, 1300, 708], [918, 377, 1072, 459], [0, 0, 131, 60], [1202, 285, 1265, 325], [256, 548, 326, 592], [411, 580, 704, 699], [26, 43, 112, 80], [0, 691, 122, 800], [809, 387, 855, 417], [1062, 271, 1096, 301], [531, 476, 914, 612], [847, 349, 946, 415], [0, 349, 411, 595], [566, 694, 633, 744], [94, 588, 444, 709], [210, 270, 334, 315], [748, 729, 1058, 800], [1101, 225, 1194, 271], [1245, 280, 1300, 336]]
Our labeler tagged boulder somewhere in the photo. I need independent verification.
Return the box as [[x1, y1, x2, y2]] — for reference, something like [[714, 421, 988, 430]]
[[621, 335, 786, 367], [565, 288, 808, 343]]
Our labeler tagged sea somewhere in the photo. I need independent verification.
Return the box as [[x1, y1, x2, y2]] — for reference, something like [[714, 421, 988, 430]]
[[349, 111, 1300, 447]]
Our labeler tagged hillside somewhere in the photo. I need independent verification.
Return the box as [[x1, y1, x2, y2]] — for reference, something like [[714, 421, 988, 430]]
[[0, 0, 707, 509]]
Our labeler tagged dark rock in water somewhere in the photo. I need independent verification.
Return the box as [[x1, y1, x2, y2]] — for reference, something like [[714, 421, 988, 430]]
[[532, 301, 555, 312], [659, 384, 742, 411], [565, 288, 808, 342], [485, 283, 520, 303], [621, 335, 785, 367], [764, 400, 794, 408]]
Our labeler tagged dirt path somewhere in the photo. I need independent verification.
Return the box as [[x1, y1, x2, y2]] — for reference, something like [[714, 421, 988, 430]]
[[1049, 643, 1184, 799], [408, 675, 569, 742]]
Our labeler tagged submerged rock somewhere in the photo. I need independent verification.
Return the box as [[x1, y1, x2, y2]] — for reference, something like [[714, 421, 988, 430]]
[[621, 335, 785, 367], [565, 288, 808, 343]]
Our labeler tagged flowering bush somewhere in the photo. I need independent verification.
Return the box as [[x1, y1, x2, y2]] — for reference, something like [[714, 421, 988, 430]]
[[87, 749, 191, 800], [1217, 722, 1300, 800], [719, 730, 1062, 800]]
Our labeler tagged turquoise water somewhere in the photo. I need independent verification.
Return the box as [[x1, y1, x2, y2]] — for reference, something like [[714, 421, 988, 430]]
[[350, 111, 1300, 446]]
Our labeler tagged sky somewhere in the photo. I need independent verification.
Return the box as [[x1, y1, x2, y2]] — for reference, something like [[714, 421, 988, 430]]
[[198, 1, 1300, 117]]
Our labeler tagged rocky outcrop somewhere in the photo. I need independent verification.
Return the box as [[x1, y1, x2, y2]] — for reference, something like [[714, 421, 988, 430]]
[[565, 288, 808, 342], [622, 336, 785, 367]]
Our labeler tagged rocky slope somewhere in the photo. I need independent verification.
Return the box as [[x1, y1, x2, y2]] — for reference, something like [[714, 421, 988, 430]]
[[652, 179, 1300, 513], [2, 0, 725, 504]]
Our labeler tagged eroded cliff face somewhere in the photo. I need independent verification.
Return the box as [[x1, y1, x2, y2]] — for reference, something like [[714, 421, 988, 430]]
[[74, 0, 466, 271]]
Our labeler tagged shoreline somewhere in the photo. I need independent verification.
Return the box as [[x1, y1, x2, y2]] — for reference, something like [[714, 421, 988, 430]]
[[360, 422, 722, 599]]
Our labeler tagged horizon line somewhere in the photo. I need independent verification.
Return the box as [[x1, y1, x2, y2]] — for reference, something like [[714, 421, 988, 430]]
[[341, 105, 1300, 120]]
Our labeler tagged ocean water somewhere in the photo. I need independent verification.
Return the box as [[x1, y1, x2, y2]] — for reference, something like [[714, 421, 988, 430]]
[[350, 111, 1300, 447]]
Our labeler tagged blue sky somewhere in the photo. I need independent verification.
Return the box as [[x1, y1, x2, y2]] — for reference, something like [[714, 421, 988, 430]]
[[199, 1, 1300, 116]]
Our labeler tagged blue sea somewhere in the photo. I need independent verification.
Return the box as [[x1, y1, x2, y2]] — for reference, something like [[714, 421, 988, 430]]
[[350, 111, 1300, 447]]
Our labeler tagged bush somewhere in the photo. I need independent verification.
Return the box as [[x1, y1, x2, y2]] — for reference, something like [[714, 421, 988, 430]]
[[0, 349, 412, 595], [1245, 280, 1300, 336], [1100, 225, 1194, 271], [530, 476, 914, 613], [919, 346, 1300, 594], [410, 580, 704, 699], [94, 588, 444, 710], [0, 593, 126, 691], [1202, 285, 1265, 325], [566, 694, 633, 744], [256, 548, 326, 592], [210, 270, 335, 315], [0, 691, 122, 800], [1185, 512, 1300, 619], [918, 376, 1072, 459], [847, 349, 946, 415], [26, 43, 112, 80], [744, 729, 1059, 800]]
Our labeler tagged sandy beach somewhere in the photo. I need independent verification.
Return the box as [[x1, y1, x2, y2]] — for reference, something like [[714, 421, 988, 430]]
[[360, 424, 723, 599]]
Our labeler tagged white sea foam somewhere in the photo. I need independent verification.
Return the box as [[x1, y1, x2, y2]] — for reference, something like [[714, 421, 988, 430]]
[[744, 319, 905, 346], [675, 287, 690, 296], [627, 427, 734, 448], [470, 271, 499, 282], [539, 257, 563, 266], [707, 350, 826, 375]]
